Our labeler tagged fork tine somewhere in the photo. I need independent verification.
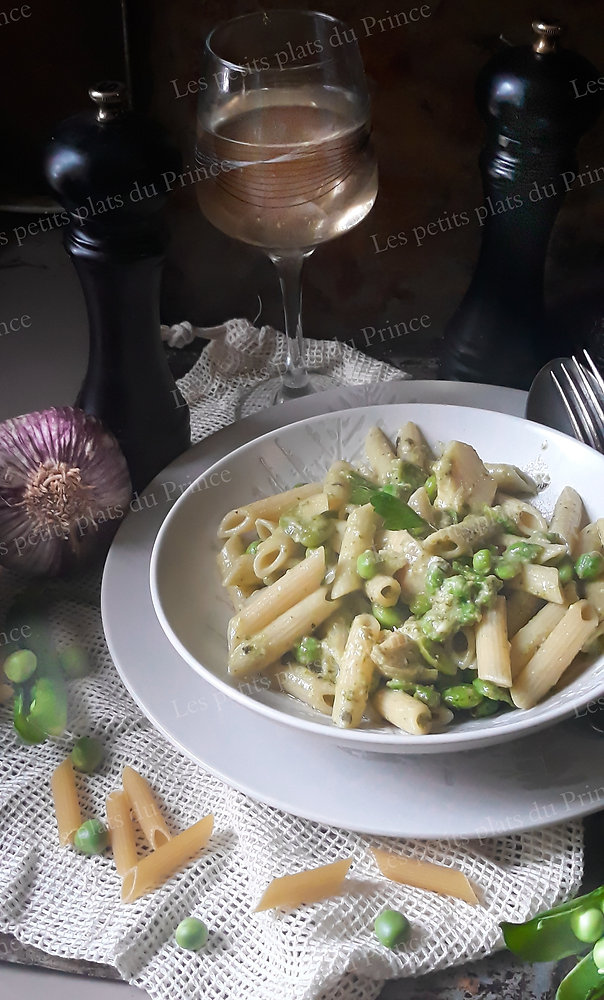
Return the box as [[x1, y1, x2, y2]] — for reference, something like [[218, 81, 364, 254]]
[[559, 361, 603, 451], [582, 349, 604, 398], [569, 355, 604, 451], [551, 370, 585, 442]]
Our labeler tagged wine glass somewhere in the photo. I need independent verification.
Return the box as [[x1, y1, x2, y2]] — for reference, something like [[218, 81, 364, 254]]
[[195, 9, 378, 409]]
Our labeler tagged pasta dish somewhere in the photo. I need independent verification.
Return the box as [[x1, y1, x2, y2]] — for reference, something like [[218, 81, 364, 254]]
[[217, 423, 604, 735]]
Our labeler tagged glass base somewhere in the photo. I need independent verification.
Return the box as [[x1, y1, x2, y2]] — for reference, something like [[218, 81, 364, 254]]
[[238, 373, 339, 418]]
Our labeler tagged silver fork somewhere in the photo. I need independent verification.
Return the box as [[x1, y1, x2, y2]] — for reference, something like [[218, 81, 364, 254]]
[[551, 350, 604, 452]]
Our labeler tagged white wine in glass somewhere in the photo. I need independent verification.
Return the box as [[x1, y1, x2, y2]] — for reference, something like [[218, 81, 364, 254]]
[[196, 10, 378, 408]]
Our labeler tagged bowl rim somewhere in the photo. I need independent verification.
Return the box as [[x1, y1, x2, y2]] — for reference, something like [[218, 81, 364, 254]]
[[150, 401, 604, 750]]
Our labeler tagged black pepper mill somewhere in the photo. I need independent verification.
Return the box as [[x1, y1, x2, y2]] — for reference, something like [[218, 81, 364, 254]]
[[44, 82, 190, 492], [440, 21, 601, 389]]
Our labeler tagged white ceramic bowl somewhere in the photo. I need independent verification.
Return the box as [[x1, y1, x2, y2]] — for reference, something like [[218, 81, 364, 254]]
[[150, 403, 604, 753]]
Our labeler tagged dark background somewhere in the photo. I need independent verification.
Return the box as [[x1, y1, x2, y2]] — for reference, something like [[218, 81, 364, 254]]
[[1, 0, 603, 368]]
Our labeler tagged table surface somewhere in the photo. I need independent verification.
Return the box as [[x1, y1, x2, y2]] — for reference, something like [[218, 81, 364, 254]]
[[1, 215, 603, 1000]]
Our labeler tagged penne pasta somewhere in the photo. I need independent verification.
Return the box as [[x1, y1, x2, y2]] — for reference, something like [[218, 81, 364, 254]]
[[331, 503, 379, 599], [107, 790, 138, 876], [223, 552, 259, 588], [255, 858, 353, 911], [372, 687, 432, 735], [475, 597, 512, 687], [423, 514, 496, 559], [505, 590, 543, 637], [122, 766, 172, 850], [509, 602, 568, 678], [364, 573, 401, 608], [549, 486, 583, 556], [510, 563, 565, 604], [273, 665, 335, 715], [219, 484, 321, 537], [332, 613, 380, 728], [511, 601, 599, 710], [51, 759, 82, 847], [496, 496, 548, 535], [323, 460, 357, 510], [371, 848, 478, 905], [365, 426, 398, 483], [484, 464, 538, 495], [395, 421, 433, 471], [252, 529, 300, 578], [122, 814, 214, 903]]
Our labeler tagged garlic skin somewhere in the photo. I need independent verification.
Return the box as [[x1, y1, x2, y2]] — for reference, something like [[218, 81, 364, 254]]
[[0, 407, 132, 577]]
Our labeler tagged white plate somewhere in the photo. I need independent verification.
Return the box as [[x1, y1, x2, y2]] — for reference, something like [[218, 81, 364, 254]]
[[102, 380, 604, 837], [150, 400, 604, 753]]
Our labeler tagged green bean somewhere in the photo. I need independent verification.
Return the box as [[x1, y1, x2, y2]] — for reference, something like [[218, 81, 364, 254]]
[[472, 549, 492, 575], [246, 539, 260, 555], [575, 551, 604, 581], [293, 636, 322, 666], [175, 917, 208, 951], [74, 819, 108, 855], [3, 649, 37, 683], [374, 909, 410, 948], [473, 678, 514, 705], [371, 604, 404, 629], [424, 474, 437, 503], [441, 684, 483, 710], [357, 549, 379, 580], [71, 736, 104, 773]]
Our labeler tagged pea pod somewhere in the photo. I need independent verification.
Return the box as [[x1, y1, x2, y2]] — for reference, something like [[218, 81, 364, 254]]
[[556, 950, 604, 1000], [501, 886, 604, 962]]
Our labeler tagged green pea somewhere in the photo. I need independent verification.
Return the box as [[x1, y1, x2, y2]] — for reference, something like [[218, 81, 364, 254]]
[[504, 541, 542, 563], [293, 636, 322, 666], [495, 560, 520, 581], [443, 576, 469, 599], [593, 937, 604, 973], [575, 551, 604, 581], [471, 698, 501, 718], [472, 549, 492, 575], [410, 593, 431, 617], [557, 558, 575, 584], [71, 736, 104, 773], [74, 819, 108, 855], [425, 563, 445, 595], [59, 645, 90, 679], [424, 474, 437, 503], [27, 677, 67, 737], [374, 909, 410, 948], [246, 539, 260, 555], [472, 678, 514, 705], [357, 549, 379, 580], [413, 685, 441, 710], [3, 648, 37, 683], [441, 684, 483, 710], [175, 916, 209, 951], [371, 604, 404, 629], [571, 908, 604, 944]]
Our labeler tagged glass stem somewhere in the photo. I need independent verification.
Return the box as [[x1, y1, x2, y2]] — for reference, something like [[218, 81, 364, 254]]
[[270, 251, 311, 394]]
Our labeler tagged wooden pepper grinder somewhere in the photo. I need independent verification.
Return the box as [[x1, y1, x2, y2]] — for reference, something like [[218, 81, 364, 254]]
[[440, 21, 601, 389], [44, 81, 191, 491]]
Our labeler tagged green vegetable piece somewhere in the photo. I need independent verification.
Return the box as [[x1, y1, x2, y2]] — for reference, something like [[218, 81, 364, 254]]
[[441, 684, 483, 710], [346, 470, 379, 506], [504, 541, 542, 563], [175, 916, 209, 951], [425, 563, 446, 595], [457, 602, 480, 627], [71, 736, 104, 774], [570, 908, 604, 944], [279, 511, 334, 548], [374, 909, 410, 949], [495, 560, 521, 581], [593, 937, 604, 972], [409, 593, 431, 617], [13, 689, 46, 744], [473, 678, 514, 706], [357, 549, 379, 580], [416, 636, 457, 676], [575, 551, 604, 582], [381, 483, 402, 498], [386, 678, 415, 693], [473, 549, 492, 575], [371, 604, 404, 629], [501, 885, 604, 962], [424, 474, 437, 503], [3, 648, 37, 683], [74, 818, 109, 855], [557, 559, 575, 585], [369, 491, 428, 536], [27, 676, 67, 737], [413, 685, 441, 710], [471, 698, 501, 718], [556, 950, 604, 1000], [443, 575, 469, 599], [246, 539, 260, 555], [293, 636, 322, 666], [59, 645, 90, 679]]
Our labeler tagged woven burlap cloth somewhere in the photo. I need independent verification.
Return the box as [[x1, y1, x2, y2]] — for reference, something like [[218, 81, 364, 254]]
[[0, 321, 583, 1000]]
